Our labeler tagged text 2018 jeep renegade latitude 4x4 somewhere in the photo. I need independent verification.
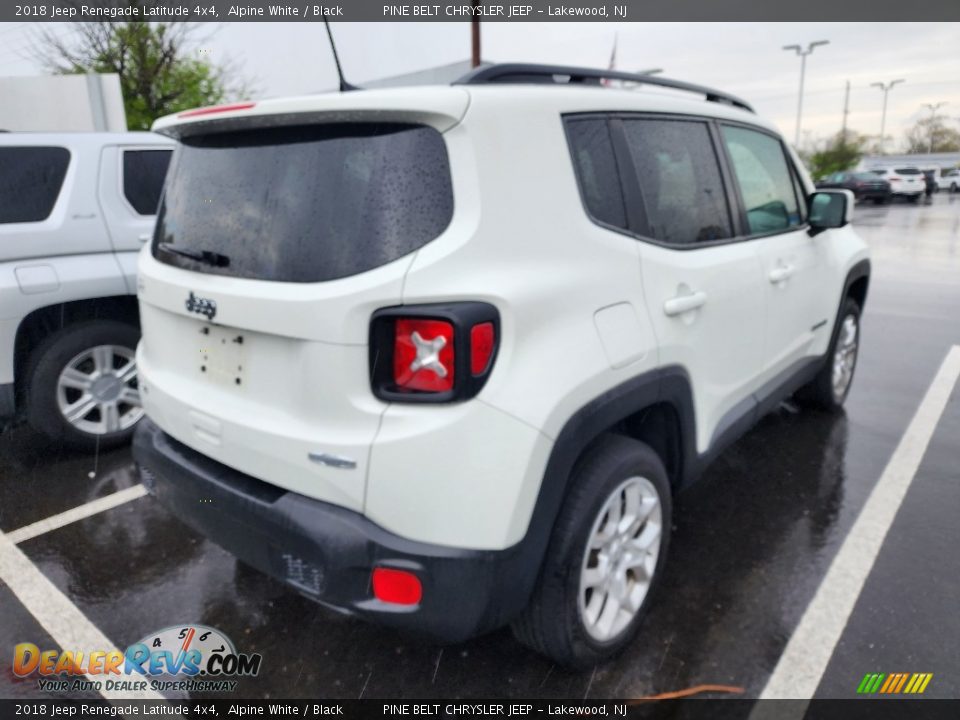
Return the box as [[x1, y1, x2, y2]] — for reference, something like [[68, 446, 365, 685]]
[[133, 64, 870, 667]]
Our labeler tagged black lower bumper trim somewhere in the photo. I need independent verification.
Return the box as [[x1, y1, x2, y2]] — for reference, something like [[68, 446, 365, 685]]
[[132, 418, 533, 642]]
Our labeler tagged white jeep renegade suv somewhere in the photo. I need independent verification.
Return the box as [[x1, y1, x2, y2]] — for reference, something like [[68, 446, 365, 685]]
[[133, 65, 869, 667]]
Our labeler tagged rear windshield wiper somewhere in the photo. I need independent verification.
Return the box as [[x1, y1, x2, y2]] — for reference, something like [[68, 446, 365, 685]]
[[157, 242, 230, 268]]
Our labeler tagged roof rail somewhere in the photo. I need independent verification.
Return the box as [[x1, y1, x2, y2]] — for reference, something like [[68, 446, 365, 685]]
[[454, 63, 754, 114]]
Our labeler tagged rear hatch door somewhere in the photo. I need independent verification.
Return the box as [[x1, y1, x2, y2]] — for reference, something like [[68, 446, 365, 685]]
[[137, 91, 467, 511]]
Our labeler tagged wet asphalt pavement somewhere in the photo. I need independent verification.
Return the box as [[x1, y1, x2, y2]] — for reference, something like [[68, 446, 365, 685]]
[[1, 192, 958, 701]]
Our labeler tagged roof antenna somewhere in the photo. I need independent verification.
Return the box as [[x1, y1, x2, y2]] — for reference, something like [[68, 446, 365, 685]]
[[323, 18, 358, 92]]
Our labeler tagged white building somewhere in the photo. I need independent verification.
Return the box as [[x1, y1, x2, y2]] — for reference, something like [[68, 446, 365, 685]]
[[0, 74, 127, 132], [858, 152, 960, 172]]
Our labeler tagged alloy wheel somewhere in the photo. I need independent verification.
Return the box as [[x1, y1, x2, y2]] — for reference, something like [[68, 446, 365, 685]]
[[831, 314, 858, 402], [578, 476, 663, 642], [56, 344, 143, 435]]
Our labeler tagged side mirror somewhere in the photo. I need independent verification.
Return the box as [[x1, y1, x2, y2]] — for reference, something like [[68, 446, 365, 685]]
[[808, 189, 853, 236]]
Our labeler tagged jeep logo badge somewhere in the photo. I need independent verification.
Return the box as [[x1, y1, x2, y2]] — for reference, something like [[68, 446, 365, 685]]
[[185, 291, 217, 321]]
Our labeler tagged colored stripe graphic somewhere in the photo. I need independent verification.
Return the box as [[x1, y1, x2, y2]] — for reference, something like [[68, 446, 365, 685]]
[[856, 673, 933, 694], [894, 674, 909, 693]]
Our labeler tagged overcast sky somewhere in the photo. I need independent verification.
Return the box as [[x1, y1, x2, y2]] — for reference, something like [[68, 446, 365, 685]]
[[1, 21, 958, 149]]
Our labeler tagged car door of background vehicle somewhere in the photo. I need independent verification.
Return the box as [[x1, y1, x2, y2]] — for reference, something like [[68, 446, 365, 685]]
[[719, 123, 830, 390], [615, 116, 766, 455]]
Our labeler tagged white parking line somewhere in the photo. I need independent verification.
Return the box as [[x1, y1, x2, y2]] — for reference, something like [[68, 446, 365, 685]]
[[0, 527, 166, 701], [7, 484, 147, 545], [759, 344, 960, 700]]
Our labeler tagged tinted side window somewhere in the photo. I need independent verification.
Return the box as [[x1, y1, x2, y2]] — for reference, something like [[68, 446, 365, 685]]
[[621, 119, 732, 245], [721, 126, 802, 235], [123, 149, 172, 215], [565, 118, 627, 230], [0, 146, 70, 224]]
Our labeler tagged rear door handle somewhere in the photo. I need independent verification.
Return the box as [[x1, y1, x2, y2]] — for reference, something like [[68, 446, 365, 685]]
[[663, 291, 707, 317], [769, 264, 795, 283]]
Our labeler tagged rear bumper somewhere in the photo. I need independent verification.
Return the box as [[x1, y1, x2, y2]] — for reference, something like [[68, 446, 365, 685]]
[[132, 417, 533, 643]]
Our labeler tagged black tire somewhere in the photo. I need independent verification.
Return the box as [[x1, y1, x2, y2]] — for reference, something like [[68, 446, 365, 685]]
[[24, 320, 142, 451], [907, 194, 920, 203], [872, 196, 887, 205], [512, 435, 672, 668], [796, 297, 861, 412]]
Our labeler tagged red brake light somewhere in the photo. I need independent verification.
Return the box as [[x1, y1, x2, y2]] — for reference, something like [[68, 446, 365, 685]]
[[177, 102, 256, 118], [394, 318, 455, 392], [470, 322, 496, 375], [372, 567, 422, 606], [889, 176, 901, 182]]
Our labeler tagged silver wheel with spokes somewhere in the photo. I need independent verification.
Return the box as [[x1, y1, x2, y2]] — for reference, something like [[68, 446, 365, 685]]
[[831, 314, 858, 402], [578, 476, 663, 642], [56, 344, 143, 435]]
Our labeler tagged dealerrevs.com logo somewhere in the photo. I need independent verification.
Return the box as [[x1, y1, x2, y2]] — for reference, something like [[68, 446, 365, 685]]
[[13, 625, 262, 693]]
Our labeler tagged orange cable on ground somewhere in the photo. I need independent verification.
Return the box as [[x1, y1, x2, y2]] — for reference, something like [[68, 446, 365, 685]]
[[630, 684, 746, 701]]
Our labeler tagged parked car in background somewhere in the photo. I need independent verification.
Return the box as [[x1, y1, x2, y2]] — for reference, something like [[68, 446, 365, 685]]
[[816, 171, 891, 204], [0, 132, 174, 449], [938, 168, 960, 193], [868, 166, 924, 201]]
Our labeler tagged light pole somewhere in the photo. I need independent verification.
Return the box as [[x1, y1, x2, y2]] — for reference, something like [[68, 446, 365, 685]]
[[871, 79, 905, 154], [783, 40, 829, 147], [921, 102, 948, 153]]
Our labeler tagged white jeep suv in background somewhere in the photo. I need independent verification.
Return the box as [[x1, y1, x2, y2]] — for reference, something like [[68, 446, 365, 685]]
[[132, 65, 870, 667], [869, 166, 925, 201], [0, 132, 173, 449]]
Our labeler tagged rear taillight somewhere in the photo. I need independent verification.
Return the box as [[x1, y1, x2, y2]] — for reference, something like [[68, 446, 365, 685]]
[[470, 322, 495, 375], [394, 318, 455, 392], [889, 176, 901, 182], [370, 303, 499, 402]]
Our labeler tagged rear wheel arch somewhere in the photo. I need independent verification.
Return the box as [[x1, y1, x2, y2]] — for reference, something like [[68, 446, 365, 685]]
[[13, 296, 140, 408], [512, 367, 696, 603]]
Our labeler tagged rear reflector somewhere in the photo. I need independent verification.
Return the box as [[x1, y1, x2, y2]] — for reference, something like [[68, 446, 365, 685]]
[[470, 322, 496, 375], [178, 102, 257, 118], [394, 318, 455, 392], [372, 567, 422, 606]]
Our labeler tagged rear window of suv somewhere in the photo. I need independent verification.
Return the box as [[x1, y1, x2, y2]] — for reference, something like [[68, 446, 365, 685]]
[[0, 146, 70, 224], [895, 168, 922, 175], [153, 123, 453, 283]]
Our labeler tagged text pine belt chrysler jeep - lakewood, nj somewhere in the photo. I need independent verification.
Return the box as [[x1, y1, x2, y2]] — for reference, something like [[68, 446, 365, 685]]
[[132, 64, 870, 668]]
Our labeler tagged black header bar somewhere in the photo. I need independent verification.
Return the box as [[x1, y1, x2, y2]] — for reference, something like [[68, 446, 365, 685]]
[[1, 699, 959, 719], [4, 0, 959, 22]]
